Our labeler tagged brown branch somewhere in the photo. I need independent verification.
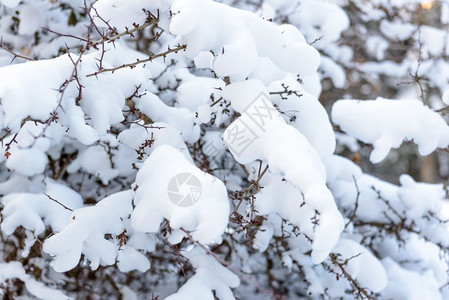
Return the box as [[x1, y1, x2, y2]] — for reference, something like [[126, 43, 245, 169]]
[[329, 253, 375, 300], [86, 44, 186, 77], [43, 193, 74, 212], [92, 18, 157, 46], [232, 163, 269, 214], [0, 39, 36, 62]]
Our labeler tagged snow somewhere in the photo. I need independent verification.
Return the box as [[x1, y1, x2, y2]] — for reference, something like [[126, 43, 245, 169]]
[[332, 98, 449, 163], [366, 36, 389, 60], [1, 179, 83, 237], [18, 3, 46, 36], [170, 0, 320, 81], [166, 247, 240, 300], [43, 190, 139, 272], [0, 0, 448, 298], [268, 76, 336, 158], [381, 258, 442, 300], [0, 261, 70, 300], [0, 55, 73, 132], [67, 145, 120, 185], [133, 92, 200, 143], [222, 80, 343, 263], [443, 89, 449, 105], [380, 20, 416, 41], [289, 0, 350, 47], [332, 239, 387, 293], [253, 221, 275, 252], [91, 0, 165, 31], [325, 153, 449, 228], [118, 121, 191, 161], [131, 144, 230, 244], [0, 0, 19, 8], [319, 56, 346, 88]]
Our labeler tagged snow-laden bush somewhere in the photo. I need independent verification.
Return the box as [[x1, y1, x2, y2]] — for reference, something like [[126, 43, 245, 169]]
[[0, 0, 448, 299]]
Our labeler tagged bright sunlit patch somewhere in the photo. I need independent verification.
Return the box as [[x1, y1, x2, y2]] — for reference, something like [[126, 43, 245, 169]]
[[421, 1, 434, 10]]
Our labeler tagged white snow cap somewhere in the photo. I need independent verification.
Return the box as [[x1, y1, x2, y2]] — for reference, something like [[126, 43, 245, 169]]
[[170, 0, 320, 81], [166, 247, 240, 300], [332, 98, 449, 163], [332, 239, 387, 293], [43, 190, 135, 272], [1, 0, 19, 8], [131, 144, 230, 244], [223, 79, 343, 263]]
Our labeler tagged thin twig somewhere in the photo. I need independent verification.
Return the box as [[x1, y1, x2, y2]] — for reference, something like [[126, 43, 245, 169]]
[[44, 193, 73, 211], [345, 175, 360, 228], [0, 38, 36, 62], [329, 253, 375, 300], [233, 163, 269, 214], [86, 44, 186, 77]]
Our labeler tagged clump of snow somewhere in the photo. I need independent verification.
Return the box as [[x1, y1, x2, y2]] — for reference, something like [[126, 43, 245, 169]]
[[91, 0, 170, 31], [131, 144, 230, 244], [0, 261, 70, 300], [118, 121, 191, 162], [332, 239, 387, 293], [170, 0, 320, 81], [1, 179, 83, 237], [0, 55, 73, 132], [166, 247, 240, 300], [222, 80, 343, 263], [332, 98, 449, 163], [443, 89, 449, 105], [253, 220, 275, 252], [18, 2, 47, 36], [0, 0, 19, 8], [381, 258, 442, 300], [3, 122, 64, 176], [43, 190, 144, 272], [289, 0, 350, 47], [268, 76, 336, 158], [379, 20, 416, 41], [67, 145, 119, 185], [133, 92, 200, 143]]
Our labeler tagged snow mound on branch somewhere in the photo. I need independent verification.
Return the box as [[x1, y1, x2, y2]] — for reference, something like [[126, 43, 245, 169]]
[[166, 247, 240, 300], [118, 121, 191, 162], [381, 258, 442, 300], [92, 0, 150, 31], [67, 144, 120, 185], [0, 49, 151, 146], [170, 0, 320, 81], [0, 55, 73, 132], [43, 190, 143, 272], [332, 98, 449, 163], [0, 262, 70, 300], [332, 239, 387, 293], [92, 0, 172, 31], [268, 76, 336, 158], [289, 0, 350, 47], [133, 92, 200, 143], [0, 0, 19, 8], [222, 80, 343, 263], [325, 155, 449, 226], [1, 179, 83, 236], [131, 144, 229, 244], [3, 122, 64, 177]]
